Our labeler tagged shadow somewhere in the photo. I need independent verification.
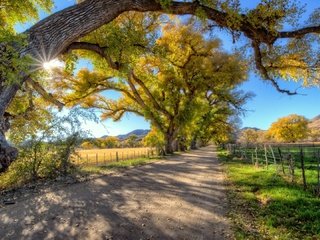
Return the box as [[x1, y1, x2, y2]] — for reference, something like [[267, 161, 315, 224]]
[[0, 146, 233, 240]]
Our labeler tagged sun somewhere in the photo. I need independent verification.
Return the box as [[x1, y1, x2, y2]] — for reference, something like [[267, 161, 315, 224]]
[[42, 59, 64, 71]]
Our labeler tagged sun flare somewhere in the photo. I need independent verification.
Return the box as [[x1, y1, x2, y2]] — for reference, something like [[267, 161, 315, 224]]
[[42, 59, 64, 71]]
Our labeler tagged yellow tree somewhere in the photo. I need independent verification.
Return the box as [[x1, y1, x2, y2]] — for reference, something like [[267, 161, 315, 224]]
[[239, 129, 260, 144], [51, 20, 248, 154], [143, 128, 165, 152], [267, 114, 309, 142], [103, 136, 120, 148]]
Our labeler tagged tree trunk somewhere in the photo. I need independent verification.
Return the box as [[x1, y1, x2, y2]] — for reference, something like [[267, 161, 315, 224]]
[[165, 134, 175, 154], [190, 135, 198, 149], [178, 137, 186, 151], [0, 116, 18, 173]]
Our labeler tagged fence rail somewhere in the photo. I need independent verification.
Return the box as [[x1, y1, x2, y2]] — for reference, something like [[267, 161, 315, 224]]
[[72, 148, 156, 166], [226, 143, 320, 196]]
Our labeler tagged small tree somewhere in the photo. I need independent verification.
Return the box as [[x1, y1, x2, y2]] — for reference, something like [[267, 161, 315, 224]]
[[309, 128, 320, 142], [239, 129, 260, 144], [80, 141, 95, 149], [143, 128, 165, 155], [126, 135, 138, 148], [11, 108, 95, 180], [103, 136, 120, 148], [267, 114, 309, 143]]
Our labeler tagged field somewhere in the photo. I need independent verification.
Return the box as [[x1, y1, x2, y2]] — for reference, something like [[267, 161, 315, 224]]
[[227, 143, 320, 193], [73, 147, 156, 166], [219, 150, 320, 239]]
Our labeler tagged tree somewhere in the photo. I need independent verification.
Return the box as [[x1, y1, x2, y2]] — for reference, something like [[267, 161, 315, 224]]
[[0, 0, 53, 32], [0, 0, 319, 170], [53, 21, 248, 154], [80, 141, 95, 149], [267, 114, 309, 142], [103, 136, 120, 148], [189, 91, 250, 148], [7, 108, 92, 179], [143, 128, 165, 154], [308, 128, 320, 142], [125, 135, 139, 148], [238, 129, 260, 144]]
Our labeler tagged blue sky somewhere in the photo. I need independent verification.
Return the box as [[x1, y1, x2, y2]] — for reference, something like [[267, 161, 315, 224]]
[[17, 0, 320, 136]]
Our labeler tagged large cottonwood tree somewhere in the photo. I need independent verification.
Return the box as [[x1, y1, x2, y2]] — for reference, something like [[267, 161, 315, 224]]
[[51, 21, 249, 153], [0, 0, 319, 171]]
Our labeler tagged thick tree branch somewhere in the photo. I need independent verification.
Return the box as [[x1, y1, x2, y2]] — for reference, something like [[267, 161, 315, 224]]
[[97, 103, 145, 118], [126, 71, 166, 132], [65, 42, 120, 70], [26, 78, 65, 110], [251, 40, 297, 95], [130, 71, 172, 119], [278, 26, 320, 39], [127, 71, 149, 109]]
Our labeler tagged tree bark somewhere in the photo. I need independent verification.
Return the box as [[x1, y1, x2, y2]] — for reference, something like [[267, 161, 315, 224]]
[[190, 133, 199, 150], [0, 116, 18, 173], [165, 134, 175, 154]]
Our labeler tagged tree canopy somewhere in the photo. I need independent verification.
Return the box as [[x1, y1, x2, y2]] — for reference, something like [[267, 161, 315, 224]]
[[267, 114, 309, 143], [47, 17, 250, 153]]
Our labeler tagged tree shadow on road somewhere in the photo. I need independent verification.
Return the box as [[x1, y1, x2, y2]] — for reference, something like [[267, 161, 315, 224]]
[[1, 147, 238, 240]]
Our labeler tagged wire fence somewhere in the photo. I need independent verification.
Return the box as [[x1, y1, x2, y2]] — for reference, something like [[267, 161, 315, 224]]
[[226, 143, 320, 196], [72, 148, 157, 166]]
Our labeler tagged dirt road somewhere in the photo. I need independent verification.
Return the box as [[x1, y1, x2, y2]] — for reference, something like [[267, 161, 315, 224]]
[[0, 146, 232, 240]]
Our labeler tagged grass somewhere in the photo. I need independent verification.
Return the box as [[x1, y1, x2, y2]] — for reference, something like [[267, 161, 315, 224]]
[[219, 150, 320, 240], [74, 147, 155, 165], [0, 154, 160, 191], [78, 157, 160, 175]]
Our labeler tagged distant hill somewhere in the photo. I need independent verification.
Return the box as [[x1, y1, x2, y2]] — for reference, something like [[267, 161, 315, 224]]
[[241, 127, 261, 131], [102, 129, 150, 140], [309, 115, 320, 129]]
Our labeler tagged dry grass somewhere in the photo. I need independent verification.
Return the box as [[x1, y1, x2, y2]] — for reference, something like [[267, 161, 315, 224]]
[[73, 147, 155, 165]]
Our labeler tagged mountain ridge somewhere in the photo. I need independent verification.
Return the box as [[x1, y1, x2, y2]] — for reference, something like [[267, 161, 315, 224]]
[[101, 129, 150, 140]]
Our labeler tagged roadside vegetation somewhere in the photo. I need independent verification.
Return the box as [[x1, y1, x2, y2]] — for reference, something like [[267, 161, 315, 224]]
[[0, 154, 160, 191], [75, 147, 155, 165], [79, 157, 159, 175], [219, 150, 320, 240]]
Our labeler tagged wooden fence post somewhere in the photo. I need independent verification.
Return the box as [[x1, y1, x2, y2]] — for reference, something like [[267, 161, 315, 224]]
[[116, 152, 119, 162], [300, 147, 307, 190], [255, 146, 259, 168], [287, 151, 294, 183], [317, 150, 320, 196], [96, 153, 98, 165], [104, 153, 106, 164], [243, 147, 247, 161], [251, 151, 254, 165], [264, 145, 268, 169], [86, 154, 89, 165], [278, 147, 285, 174], [269, 145, 276, 165]]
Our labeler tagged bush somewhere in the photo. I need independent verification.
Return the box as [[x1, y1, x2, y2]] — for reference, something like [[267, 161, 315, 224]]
[[0, 108, 96, 190]]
